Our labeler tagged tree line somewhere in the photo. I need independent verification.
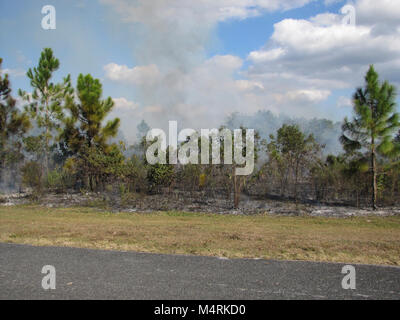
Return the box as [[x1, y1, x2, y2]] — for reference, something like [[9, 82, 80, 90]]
[[1, 49, 399, 210]]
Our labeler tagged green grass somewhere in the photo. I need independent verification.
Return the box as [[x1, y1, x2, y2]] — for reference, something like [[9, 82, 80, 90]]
[[1, 205, 400, 266]]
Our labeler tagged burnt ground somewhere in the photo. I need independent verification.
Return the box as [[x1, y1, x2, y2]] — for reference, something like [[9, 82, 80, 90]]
[[1, 190, 399, 218]]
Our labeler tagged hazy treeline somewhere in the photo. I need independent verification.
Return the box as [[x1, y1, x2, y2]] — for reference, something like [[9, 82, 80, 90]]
[[1, 49, 400, 209], [225, 111, 343, 156]]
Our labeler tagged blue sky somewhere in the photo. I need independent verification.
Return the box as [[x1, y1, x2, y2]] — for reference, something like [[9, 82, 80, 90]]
[[215, 1, 344, 59], [1, 0, 399, 140]]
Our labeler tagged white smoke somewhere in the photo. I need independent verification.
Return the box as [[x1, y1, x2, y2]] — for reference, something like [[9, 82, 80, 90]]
[[100, 0, 318, 135]]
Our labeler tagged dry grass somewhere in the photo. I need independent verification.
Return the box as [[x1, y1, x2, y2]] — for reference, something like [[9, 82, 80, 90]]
[[1, 205, 399, 266]]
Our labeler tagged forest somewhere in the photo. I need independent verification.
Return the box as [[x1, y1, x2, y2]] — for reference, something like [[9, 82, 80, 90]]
[[1, 48, 400, 210]]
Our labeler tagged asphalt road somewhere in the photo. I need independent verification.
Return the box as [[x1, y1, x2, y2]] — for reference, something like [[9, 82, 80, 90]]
[[0, 243, 399, 300]]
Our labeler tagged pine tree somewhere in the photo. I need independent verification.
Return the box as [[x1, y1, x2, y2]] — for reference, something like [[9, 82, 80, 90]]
[[268, 124, 321, 202], [341, 65, 399, 210], [65, 74, 120, 150], [19, 48, 72, 173], [61, 74, 120, 190], [0, 58, 31, 181]]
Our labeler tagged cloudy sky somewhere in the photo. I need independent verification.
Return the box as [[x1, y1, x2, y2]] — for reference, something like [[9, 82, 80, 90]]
[[1, 0, 399, 142]]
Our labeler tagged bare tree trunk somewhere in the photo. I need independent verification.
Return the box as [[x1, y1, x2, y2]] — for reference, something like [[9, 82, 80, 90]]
[[294, 160, 299, 204], [0, 135, 5, 184], [280, 171, 285, 197], [44, 95, 50, 177], [89, 175, 93, 192], [233, 165, 239, 209], [356, 189, 359, 208], [371, 144, 377, 210], [392, 169, 397, 205]]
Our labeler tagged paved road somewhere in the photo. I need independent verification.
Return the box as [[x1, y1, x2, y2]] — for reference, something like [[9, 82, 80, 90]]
[[0, 243, 399, 300]]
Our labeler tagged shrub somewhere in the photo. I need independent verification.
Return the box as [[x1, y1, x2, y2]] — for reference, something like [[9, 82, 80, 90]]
[[21, 161, 43, 191]]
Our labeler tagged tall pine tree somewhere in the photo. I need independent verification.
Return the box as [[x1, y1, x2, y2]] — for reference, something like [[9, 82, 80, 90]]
[[19, 48, 72, 173], [341, 65, 399, 209], [64, 74, 120, 151], [0, 58, 31, 181], [61, 74, 120, 190]]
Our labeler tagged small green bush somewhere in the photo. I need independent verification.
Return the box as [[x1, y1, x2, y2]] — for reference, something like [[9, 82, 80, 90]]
[[21, 161, 43, 191]]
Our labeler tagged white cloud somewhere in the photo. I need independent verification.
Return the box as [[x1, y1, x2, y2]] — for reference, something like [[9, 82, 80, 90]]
[[248, 48, 286, 63], [104, 63, 161, 86], [286, 89, 331, 103], [336, 96, 352, 108], [357, 0, 400, 27], [247, 1, 400, 97], [269, 19, 371, 55], [113, 97, 139, 111], [310, 13, 342, 26], [242, 0, 400, 120]]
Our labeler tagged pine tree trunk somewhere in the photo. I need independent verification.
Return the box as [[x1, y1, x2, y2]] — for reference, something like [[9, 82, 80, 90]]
[[44, 96, 49, 177], [392, 170, 396, 205], [372, 146, 377, 210], [233, 165, 239, 209], [0, 135, 5, 183], [89, 175, 94, 192], [294, 160, 299, 204], [45, 126, 49, 175]]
